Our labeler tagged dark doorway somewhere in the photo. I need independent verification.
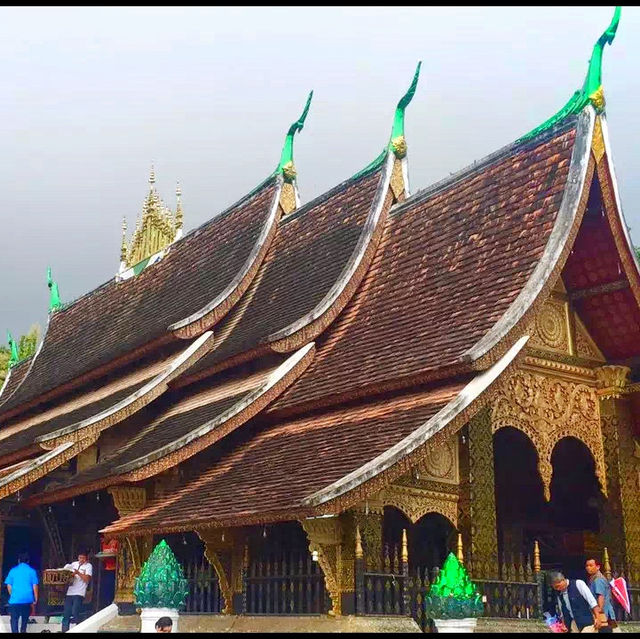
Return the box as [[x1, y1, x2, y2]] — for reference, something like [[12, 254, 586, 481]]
[[494, 426, 546, 561]]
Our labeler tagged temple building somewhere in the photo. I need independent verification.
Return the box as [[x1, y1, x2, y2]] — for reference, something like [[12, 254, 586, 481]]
[[0, 7, 638, 630]]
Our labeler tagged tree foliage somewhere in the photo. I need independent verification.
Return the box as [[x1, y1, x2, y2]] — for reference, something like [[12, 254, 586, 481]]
[[0, 324, 41, 387]]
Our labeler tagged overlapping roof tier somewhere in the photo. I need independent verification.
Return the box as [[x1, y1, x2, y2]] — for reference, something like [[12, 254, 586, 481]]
[[5, 8, 640, 538], [0, 177, 281, 420]]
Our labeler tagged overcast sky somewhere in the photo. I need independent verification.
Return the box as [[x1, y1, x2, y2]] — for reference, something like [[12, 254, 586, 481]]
[[1, 6, 639, 339]]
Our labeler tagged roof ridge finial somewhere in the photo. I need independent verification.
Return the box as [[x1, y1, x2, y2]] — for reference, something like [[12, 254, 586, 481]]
[[582, 5, 621, 111], [149, 163, 156, 187], [518, 7, 621, 142], [389, 61, 422, 159], [277, 90, 313, 181], [6, 331, 19, 368], [121, 217, 128, 263], [47, 266, 62, 313], [175, 181, 183, 230]]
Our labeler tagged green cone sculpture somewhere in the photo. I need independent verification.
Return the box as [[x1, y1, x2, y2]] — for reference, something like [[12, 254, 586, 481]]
[[134, 540, 189, 610], [424, 553, 484, 619]]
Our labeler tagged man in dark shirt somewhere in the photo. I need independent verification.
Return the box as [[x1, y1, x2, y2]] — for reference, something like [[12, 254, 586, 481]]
[[550, 570, 601, 632]]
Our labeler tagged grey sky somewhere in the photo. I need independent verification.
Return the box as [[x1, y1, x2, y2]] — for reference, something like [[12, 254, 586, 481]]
[[1, 6, 639, 339]]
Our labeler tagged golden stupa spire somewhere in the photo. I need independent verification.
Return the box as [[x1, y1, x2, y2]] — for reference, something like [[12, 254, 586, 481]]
[[119, 164, 184, 271]]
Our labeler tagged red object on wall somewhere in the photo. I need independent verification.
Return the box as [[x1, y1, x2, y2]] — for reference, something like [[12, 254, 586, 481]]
[[101, 537, 118, 571]]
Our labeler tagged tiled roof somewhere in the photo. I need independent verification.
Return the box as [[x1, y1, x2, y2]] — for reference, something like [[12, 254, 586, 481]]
[[0, 179, 279, 418], [0, 378, 150, 465], [0, 358, 31, 404], [50, 392, 246, 493], [272, 123, 579, 413], [188, 166, 386, 377], [101, 382, 465, 535]]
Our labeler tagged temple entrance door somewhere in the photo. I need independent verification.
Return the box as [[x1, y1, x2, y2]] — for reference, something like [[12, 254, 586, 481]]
[[382, 506, 455, 575], [547, 436, 605, 579], [494, 427, 547, 565], [494, 428, 606, 579]]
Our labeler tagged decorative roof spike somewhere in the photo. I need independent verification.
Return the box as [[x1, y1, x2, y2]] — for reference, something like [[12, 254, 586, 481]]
[[518, 6, 621, 142], [149, 163, 156, 187], [277, 90, 313, 182], [582, 5, 621, 111], [120, 217, 128, 262], [389, 61, 422, 159], [6, 331, 19, 368], [47, 267, 62, 312], [175, 182, 183, 230]]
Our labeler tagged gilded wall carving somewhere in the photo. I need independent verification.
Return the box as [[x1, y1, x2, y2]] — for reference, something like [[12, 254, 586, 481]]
[[492, 370, 606, 500], [379, 484, 458, 527], [529, 299, 569, 354], [468, 407, 499, 579], [600, 396, 640, 585], [417, 438, 459, 485]]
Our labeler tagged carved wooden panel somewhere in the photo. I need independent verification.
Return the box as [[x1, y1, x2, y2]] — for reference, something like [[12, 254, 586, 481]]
[[492, 369, 606, 501]]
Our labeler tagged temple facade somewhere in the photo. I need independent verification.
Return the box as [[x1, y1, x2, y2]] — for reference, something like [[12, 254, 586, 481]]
[[0, 7, 638, 630]]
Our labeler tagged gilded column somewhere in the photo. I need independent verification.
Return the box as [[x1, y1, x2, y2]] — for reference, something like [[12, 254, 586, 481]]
[[352, 497, 384, 572], [468, 406, 499, 579], [108, 486, 153, 607], [596, 366, 640, 584]]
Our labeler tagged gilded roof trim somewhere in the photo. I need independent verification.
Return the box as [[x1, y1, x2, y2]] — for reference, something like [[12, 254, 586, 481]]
[[301, 335, 530, 508], [169, 177, 284, 338], [35, 331, 214, 448], [0, 439, 94, 501], [461, 106, 596, 366], [265, 152, 394, 351]]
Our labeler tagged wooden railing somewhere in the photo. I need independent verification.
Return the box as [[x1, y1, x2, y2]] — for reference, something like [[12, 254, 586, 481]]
[[244, 550, 329, 614], [183, 556, 222, 614]]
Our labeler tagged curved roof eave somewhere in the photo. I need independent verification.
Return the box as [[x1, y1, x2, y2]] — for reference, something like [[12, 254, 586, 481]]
[[169, 175, 285, 339], [264, 151, 395, 352], [461, 105, 596, 369], [598, 115, 640, 305], [35, 331, 215, 449], [301, 334, 530, 511]]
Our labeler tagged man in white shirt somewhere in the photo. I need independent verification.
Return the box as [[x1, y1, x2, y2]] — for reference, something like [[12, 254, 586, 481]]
[[61, 551, 93, 633]]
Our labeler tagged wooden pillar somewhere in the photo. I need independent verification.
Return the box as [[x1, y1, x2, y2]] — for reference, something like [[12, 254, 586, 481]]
[[107, 486, 152, 610], [197, 528, 245, 615], [0, 520, 5, 585], [354, 525, 364, 614], [468, 406, 499, 580], [401, 529, 410, 616], [596, 366, 640, 585], [301, 515, 347, 616]]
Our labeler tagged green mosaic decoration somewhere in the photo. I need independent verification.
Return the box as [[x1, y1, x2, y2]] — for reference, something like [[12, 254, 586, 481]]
[[518, 6, 621, 142], [133, 539, 189, 609], [424, 553, 484, 619], [47, 267, 62, 312], [276, 90, 313, 180], [6, 331, 19, 369]]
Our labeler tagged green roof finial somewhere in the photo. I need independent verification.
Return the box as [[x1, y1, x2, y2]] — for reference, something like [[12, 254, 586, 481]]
[[583, 5, 621, 104], [6, 331, 19, 368], [134, 539, 189, 609], [389, 61, 422, 159], [518, 7, 621, 142], [47, 267, 62, 312], [277, 91, 313, 181]]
